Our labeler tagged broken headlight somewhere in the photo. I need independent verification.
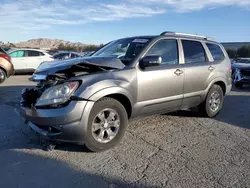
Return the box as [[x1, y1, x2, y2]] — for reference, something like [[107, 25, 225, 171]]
[[36, 81, 79, 107]]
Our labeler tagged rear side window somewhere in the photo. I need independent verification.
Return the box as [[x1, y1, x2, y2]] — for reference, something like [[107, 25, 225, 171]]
[[9, 50, 25, 57], [27, 50, 40, 57], [54, 53, 68, 59], [206, 43, 225, 61], [182, 40, 206, 64], [71, 53, 79, 58]]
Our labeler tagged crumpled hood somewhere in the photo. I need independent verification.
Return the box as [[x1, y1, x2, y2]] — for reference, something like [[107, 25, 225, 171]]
[[35, 56, 126, 75], [232, 63, 250, 70]]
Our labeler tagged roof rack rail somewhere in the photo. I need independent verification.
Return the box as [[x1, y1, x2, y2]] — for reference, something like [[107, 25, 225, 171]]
[[160, 31, 215, 41]]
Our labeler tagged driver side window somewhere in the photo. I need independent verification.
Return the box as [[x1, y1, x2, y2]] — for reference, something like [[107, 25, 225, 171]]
[[146, 39, 179, 65]]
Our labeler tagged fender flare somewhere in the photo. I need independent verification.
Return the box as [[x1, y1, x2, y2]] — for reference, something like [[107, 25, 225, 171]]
[[79, 87, 133, 139], [88, 86, 133, 103], [200, 77, 228, 102]]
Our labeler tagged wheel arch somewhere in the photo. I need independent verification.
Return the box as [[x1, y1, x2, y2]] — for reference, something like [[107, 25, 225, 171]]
[[88, 87, 133, 119], [0, 66, 7, 76]]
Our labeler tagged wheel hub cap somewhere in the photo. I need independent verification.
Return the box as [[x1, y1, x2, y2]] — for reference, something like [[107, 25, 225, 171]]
[[209, 91, 221, 112], [92, 108, 120, 144]]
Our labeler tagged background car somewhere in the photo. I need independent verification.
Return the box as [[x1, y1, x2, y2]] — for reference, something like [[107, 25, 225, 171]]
[[232, 58, 250, 88], [53, 51, 82, 60], [0, 47, 14, 83], [8, 49, 54, 73], [79, 51, 95, 57]]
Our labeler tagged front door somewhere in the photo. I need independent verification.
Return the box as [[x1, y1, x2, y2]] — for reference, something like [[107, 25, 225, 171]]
[[9, 50, 26, 70], [136, 39, 184, 115]]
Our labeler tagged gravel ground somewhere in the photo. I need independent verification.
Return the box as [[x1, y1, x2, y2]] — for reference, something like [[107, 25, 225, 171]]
[[0, 75, 250, 188]]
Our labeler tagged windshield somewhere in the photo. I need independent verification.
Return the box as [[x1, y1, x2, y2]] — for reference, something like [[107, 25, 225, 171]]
[[234, 58, 250, 64], [92, 37, 152, 66]]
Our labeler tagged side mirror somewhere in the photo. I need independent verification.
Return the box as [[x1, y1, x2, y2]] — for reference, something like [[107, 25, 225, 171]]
[[139, 56, 162, 69]]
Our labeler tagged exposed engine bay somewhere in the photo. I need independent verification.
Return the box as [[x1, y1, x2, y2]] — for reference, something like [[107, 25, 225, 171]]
[[20, 57, 126, 108]]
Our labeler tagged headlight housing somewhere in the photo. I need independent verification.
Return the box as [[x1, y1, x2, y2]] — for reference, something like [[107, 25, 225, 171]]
[[36, 81, 79, 107]]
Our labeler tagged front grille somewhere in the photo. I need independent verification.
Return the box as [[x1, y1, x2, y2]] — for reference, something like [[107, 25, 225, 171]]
[[241, 69, 250, 76]]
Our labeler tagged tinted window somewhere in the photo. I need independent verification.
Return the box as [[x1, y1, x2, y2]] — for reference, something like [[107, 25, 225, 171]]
[[206, 43, 225, 61], [146, 39, 179, 65], [71, 53, 79, 58], [9, 50, 25, 57], [54, 53, 69, 59], [39, 52, 45, 56], [27, 50, 40, 57], [182, 40, 206, 64], [234, 58, 250, 64]]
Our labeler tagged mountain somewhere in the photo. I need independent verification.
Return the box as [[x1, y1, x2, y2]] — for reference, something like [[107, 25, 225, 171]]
[[13, 38, 88, 49], [6, 38, 250, 51]]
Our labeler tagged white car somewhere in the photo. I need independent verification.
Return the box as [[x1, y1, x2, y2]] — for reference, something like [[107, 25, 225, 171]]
[[8, 49, 54, 72]]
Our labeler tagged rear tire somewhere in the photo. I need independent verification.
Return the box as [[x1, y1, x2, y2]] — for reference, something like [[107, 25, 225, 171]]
[[84, 97, 128, 152], [0, 68, 6, 84], [199, 85, 224, 118]]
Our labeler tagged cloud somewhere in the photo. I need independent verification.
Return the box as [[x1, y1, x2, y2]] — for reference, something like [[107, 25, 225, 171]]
[[0, 0, 165, 31], [0, 0, 249, 31], [130, 0, 250, 12]]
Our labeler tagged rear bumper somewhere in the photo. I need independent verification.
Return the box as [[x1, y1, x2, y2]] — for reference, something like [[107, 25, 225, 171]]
[[226, 84, 232, 94], [20, 101, 90, 144]]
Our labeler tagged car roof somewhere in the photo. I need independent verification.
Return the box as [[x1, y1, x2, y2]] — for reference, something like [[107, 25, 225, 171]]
[[116, 33, 217, 44], [9, 48, 47, 52], [53, 51, 79, 55]]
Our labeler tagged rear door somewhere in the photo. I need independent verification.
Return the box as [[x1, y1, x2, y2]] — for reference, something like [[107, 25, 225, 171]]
[[9, 50, 26, 70], [181, 40, 213, 108], [26, 50, 43, 70]]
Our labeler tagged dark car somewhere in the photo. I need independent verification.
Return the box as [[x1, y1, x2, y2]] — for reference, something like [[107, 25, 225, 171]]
[[0, 47, 15, 83], [232, 58, 250, 88], [53, 52, 82, 60]]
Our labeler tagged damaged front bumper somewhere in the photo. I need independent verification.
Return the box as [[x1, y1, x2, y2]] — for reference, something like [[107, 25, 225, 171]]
[[20, 99, 90, 144], [233, 68, 250, 84]]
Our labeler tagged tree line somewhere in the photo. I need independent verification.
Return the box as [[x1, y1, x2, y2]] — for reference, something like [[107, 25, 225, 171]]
[[226, 45, 250, 58], [57, 43, 104, 52]]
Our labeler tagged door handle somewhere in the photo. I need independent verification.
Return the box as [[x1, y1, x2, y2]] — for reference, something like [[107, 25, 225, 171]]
[[208, 66, 214, 71], [174, 69, 183, 76]]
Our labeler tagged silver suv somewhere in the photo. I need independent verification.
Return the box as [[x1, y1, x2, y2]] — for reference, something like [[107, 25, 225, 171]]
[[20, 31, 232, 151]]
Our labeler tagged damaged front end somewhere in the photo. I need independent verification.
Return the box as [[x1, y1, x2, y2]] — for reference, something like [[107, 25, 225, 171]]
[[232, 68, 250, 85], [21, 56, 126, 108], [20, 57, 126, 145]]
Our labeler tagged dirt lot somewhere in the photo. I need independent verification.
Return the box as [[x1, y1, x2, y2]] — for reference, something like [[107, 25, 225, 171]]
[[0, 76, 250, 188]]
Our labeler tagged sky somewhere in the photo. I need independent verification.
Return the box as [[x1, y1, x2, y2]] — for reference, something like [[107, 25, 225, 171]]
[[0, 0, 250, 44]]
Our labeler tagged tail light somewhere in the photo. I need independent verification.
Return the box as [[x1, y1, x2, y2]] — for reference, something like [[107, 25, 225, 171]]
[[0, 54, 11, 62]]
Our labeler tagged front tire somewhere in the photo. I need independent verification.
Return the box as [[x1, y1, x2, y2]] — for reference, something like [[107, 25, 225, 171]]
[[0, 69, 6, 84], [199, 85, 224, 117], [84, 97, 128, 152]]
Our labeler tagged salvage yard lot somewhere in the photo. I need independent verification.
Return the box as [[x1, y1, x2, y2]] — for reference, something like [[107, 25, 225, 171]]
[[0, 76, 250, 188]]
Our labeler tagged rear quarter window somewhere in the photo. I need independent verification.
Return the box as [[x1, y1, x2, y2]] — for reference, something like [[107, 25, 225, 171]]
[[206, 43, 225, 61]]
